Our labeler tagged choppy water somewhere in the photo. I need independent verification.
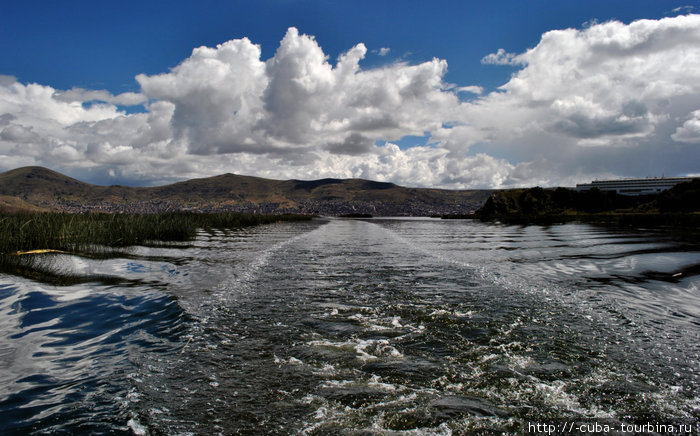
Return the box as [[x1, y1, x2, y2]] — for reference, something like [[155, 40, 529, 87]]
[[1, 218, 699, 434]]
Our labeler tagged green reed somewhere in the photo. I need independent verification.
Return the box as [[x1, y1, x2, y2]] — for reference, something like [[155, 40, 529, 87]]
[[0, 212, 312, 254]]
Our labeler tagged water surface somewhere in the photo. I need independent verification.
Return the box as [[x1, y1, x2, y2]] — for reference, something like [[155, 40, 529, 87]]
[[1, 218, 699, 434]]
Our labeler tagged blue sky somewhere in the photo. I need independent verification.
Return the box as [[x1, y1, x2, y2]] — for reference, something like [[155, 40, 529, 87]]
[[2, 0, 687, 94], [1, 1, 699, 187]]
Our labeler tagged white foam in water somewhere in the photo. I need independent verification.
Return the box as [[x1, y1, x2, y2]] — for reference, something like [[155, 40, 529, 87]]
[[429, 309, 449, 316], [348, 313, 366, 322], [308, 337, 404, 361], [345, 310, 423, 335], [319, 379, 353, 388], [533, 380, 587, 413], [127, 418, 147, 435], [429, 308, 475, 318], [299, 388, 419, 435], [365, 422, 454, 436], [126, 390, 141, 402], [643, 383, 700, 418], [312, 363, 338, 375], [480, 353, 498, 363], [366, 374, 400, 392], [500, 318, 524, 336], [274, 355, 304, 366]]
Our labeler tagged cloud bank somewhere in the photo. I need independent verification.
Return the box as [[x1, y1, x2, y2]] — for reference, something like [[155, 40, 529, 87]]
[[1, 16, 699, 188]]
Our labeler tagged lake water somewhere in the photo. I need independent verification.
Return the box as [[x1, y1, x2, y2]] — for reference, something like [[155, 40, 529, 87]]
[[1, 218, 699, 434]]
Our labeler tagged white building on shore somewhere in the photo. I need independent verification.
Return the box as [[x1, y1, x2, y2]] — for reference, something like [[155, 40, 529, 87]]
[[576, 177, 695, 196]]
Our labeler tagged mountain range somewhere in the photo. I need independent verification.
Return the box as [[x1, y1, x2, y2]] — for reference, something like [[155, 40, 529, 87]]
[[0, 166, 491, 216]]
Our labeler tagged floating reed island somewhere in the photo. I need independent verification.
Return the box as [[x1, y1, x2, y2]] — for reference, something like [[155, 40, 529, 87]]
[[0, 211, 312, 255], [0, 211, 313, 284]]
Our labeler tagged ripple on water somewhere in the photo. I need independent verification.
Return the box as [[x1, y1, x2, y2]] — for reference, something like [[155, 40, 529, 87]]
[[2, 219, 699, 434], [0, 278, 188, 434]]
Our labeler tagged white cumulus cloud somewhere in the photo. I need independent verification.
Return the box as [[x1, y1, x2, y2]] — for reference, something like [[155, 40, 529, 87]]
[[481, 48, 522, 65], [672, 110, 700, 143], [456, 86, 483, 95], [1, 17, 700, 188]]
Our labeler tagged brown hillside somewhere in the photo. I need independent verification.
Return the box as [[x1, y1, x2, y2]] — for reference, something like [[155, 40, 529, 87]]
[[0, 166, 491, 215], [0, 194, 50, 213]]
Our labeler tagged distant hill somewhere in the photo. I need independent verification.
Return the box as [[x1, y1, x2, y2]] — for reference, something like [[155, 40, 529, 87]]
[[0, 166, 492, 216]]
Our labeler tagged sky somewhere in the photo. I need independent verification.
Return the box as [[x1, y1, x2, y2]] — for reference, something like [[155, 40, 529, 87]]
[[1, 0, 699, 188]]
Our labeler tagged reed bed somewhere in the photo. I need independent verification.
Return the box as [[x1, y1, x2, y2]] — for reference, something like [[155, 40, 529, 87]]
[[0, 212, 312, 255]]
